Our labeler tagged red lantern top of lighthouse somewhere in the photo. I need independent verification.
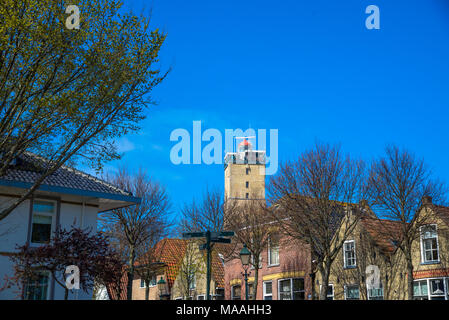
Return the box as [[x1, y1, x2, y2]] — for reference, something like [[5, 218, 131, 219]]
[[238, 139, 252, 152]]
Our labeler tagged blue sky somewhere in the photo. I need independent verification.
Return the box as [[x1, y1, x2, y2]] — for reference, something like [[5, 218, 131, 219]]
[[100, 0, 449, 217]]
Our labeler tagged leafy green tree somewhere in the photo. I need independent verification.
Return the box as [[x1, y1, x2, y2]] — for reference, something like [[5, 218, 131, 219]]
[[0, 0, 168, 220]]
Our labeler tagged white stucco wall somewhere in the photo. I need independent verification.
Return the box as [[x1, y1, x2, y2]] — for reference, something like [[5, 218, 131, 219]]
[[0, 196, 99, 300]]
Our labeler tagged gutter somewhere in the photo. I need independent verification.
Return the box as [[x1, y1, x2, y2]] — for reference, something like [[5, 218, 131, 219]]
[[0, 179, 141, 204]]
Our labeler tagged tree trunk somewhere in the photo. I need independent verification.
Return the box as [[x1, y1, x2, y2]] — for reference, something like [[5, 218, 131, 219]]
[[310, 271, 316, 300], [405, 247, 414, 300], [318, 262, 331, 300], [253, 267, 259, 300], [145, 282, 150, 300], [126, 246, 136, 300]]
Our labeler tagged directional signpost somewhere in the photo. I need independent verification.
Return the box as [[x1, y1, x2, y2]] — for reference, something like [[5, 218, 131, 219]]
[[182, 230, 234, 300]]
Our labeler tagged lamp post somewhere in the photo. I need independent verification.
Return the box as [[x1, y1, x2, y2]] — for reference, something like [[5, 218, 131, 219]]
[[239, 243, 251, 300], [157, 277, 169, 300]]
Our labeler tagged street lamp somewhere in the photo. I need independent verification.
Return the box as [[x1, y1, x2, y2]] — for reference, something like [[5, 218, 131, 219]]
[[239, 244, 251, 300], [157, 277, 169, 300]]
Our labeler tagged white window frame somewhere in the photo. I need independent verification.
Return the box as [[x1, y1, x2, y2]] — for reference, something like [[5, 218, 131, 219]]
[[414, 277, 449, 300], [429, 278, 446, 299], [420, 224, 440, 264], [231, 284, 241, 300], [277, 278, 305, 300], [30, 199, 57, 246], [343, 240, 356, 268], [188, 270, 196, 289], [149, 275, 157, 287], [267, 236, 280, 267], [413, 279, 429, 300], [344, 284, 360, 300], [263, 281, 273, 300], [318, 283, 334, 300], [327, 283, 334, 300], [367, 283, 384, 300], [140, 275, 157, 288]]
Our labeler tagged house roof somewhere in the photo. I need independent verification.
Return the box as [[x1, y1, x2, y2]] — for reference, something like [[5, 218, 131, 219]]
[[211, 245, 226, 288], [0, 153, 140, 208], [152, 238, 188, 289], [359, 216, 404, 254]]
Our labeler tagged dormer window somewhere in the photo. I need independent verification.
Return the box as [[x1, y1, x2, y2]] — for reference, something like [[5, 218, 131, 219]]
[[420, 224, 439, 264]]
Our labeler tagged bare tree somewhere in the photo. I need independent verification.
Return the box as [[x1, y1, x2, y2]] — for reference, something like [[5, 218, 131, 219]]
[[367, 145, 446, 299], [176, 240, 206, 300], [178, 189, 227, 234], [99, 167, 172, 300], [268, 142, 367, 300], [225, 200, 272, 300]]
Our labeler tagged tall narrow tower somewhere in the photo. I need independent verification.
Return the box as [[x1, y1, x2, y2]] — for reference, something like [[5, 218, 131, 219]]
[[224, 138, 265, 202]]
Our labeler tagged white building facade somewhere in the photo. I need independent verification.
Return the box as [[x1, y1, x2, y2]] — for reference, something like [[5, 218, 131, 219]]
[[0, 154, 139, 300]]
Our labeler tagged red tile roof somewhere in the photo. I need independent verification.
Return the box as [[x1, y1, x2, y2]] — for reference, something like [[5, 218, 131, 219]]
[[359, 216, 404, 254], [106, 239, 187, 300], [152, 238, 188, 289], [211, 244, 228, 288]]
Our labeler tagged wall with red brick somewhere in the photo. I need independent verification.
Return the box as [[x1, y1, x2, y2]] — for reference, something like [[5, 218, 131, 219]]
[[224, 236, 312, 300]]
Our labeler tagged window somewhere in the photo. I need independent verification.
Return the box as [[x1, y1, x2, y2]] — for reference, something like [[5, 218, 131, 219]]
[[31, 200, 56, 244], [140, 275, 157, 288], [188, 270, 196, 289], [326, 284, 334, 300], [413, 280, 428, 300], [245, 193, 249, 199], [421, 225, 439, 263], [343, 240, 356, 268], [214, 288, 225, 300], [231, 285, 241, 300], [447, 279, 449, 300], [251, 252, 262, 269], [278, 278, 305, 300], [263, 281, 272, 300], [149, 275, 157, 286], [246, 168, 250, 175], [246, 181, 249, 188], [197, 295, 205, 300], [24, 272, 49, 300], [345, 285, 360, 300], [367, 284, 384, 300], [248, 283, 254, 300], [268, 236, 280, 266], [430, 279, 445, 300]]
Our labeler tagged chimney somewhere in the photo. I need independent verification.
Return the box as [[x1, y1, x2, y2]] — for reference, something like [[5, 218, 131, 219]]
[[359, 199, 368, 207], [422, 196, 433, 206]]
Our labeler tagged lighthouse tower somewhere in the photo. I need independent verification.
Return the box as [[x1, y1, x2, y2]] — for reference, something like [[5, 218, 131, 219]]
[[224, 138, 266, 202]]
